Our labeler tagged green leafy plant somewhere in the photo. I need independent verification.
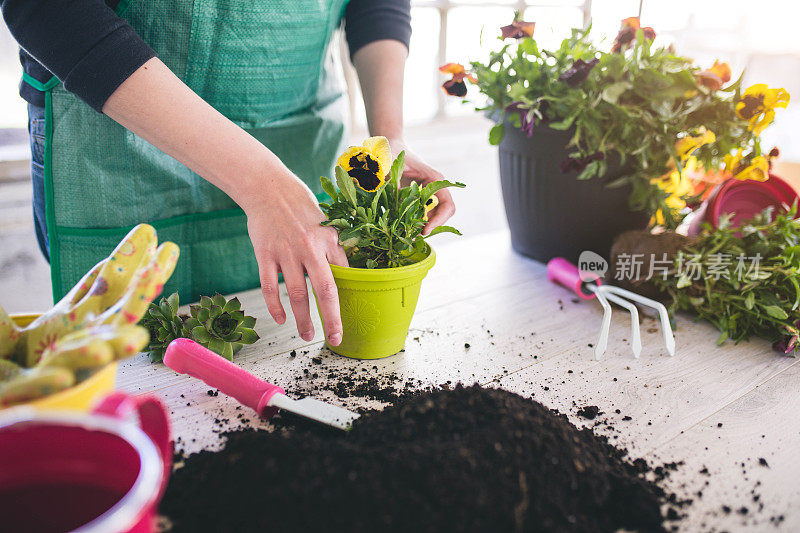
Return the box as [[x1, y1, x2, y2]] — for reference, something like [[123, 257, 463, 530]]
[[185, 295, 259, 359], [140, 292, 259, 362], [140, 291, 186, 363], [652, 206, 800, 353], [450, 15, 788, 229], [319, 149, 466, 268]]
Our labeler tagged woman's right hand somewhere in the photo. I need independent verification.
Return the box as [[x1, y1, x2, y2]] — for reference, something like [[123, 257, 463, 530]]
[[240, 172, 348, 346], [102, 58, 348, 346]]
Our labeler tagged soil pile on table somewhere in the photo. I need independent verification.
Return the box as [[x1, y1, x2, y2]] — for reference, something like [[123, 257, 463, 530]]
[[161, 385, 676, 532]]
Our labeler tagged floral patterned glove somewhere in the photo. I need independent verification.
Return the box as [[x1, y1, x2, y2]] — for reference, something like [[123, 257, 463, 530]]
[[0, 224, 179, 406]]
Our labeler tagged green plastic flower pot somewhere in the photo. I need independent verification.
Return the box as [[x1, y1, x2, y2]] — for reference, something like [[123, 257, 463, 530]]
[[319, 245, 436, 359]]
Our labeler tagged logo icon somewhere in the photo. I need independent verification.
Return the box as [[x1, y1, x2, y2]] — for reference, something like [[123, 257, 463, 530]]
[[577, 250, 607, 282]]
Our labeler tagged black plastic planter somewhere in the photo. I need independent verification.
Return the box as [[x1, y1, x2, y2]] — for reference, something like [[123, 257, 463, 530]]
[[498, 122, 649, 262]]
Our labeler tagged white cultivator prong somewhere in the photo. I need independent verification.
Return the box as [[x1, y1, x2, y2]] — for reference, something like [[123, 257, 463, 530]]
[[547, 257, 677, 360]]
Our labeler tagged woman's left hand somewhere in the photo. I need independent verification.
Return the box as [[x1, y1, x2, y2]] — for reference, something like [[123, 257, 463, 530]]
[[388, 138, 457, 235]]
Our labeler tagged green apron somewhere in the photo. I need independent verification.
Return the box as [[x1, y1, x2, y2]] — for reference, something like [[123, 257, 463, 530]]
[[27, 0, 350, 303]]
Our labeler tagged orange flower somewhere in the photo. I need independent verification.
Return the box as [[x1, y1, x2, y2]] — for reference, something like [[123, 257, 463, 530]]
[[439, 63, 477, 97], [611, 17, 655, 53], [695, 60, 731, 91], [501, 19, 535, 40]]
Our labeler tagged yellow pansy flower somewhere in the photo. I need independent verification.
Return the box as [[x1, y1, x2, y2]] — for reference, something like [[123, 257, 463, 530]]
[[723, 150, 770, 182], [337, 136, 393, 192], [674, 127, 715, 161], [423, 195, 439, 221], [736, 84, 790, 135], [650, 161, 696, 226]]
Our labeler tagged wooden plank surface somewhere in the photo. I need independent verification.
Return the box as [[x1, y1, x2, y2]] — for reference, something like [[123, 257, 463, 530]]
[[116, 230, 800, 531]]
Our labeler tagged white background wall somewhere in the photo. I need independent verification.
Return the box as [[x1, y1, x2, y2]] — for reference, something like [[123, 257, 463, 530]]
[[1, 0, 798, 149]]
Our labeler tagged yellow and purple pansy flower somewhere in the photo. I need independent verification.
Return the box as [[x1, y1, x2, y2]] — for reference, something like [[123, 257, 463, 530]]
[[611, 17, 655, 53], [558, 58, 600, 88], [674, 127, 716, 161], [695, 60, 731, 91], [650, 163, 696, 226], [439, 63, 477, 97], [723, 150, 772, 182], [736, 84, 790, 135], [337, 136, 393, 192], [500, 15, 535, 40], [423, 195, 439, 221]]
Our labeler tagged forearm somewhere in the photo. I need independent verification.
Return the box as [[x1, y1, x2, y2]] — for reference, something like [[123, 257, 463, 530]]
[[352, 39, 408, 141], [102, 57, 294, 210]]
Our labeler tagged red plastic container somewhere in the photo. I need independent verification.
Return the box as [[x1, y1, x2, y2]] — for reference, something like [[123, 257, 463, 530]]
[[0, 392, 171, 533]]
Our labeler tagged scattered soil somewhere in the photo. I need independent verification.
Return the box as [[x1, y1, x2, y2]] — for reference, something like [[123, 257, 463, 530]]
[[161, 385, 682, 532], [576, 405, 602, 420]]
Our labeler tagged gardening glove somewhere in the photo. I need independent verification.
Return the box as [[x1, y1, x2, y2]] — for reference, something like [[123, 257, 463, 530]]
[[0, 224, 179, 406], [0, 324, 148, 407]]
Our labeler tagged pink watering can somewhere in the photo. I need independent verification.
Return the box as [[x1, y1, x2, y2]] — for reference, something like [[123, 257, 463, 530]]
[[0, 392, 171, 533]]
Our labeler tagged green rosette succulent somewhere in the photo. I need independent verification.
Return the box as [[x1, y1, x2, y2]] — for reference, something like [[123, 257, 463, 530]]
[[140, 292, 187, 363], [184, 294, 259, 360]]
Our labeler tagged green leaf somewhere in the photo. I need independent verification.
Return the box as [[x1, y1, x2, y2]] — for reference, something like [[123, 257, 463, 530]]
[[387, 151, 405, 191], [335, 165, 357, 206], [223, 297, 241, 313], [518, 37, 539, 56], [744, 292, 755, 310], [488, 123, 505, 145], [762, 305, 788, 320], [320, 175, 337, 200], [327, 218, 350, 229], [191, 326, 211, 343], [601, 81, 631, 104], [548, 112, 578, 131], [238, 328, 259, 344], [426, 225, 462, 237], [420, 180, 466, 202], [166, 292, 179, 315]]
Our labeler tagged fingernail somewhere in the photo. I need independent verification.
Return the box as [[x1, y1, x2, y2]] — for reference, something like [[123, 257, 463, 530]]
[[276, 314, 286, 325], [328, 332, 342, 346], [302, 330, 314, 341]]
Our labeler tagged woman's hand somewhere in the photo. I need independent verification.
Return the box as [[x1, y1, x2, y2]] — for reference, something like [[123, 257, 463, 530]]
[[387, 139, 457, 235], [240, 173, 348, 346]]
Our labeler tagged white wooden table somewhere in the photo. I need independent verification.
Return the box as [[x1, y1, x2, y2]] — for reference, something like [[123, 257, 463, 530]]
[[117, 231, 800, 531]]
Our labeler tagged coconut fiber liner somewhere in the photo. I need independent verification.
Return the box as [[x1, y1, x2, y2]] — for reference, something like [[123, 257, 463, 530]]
[[161, 385, 678, 532]]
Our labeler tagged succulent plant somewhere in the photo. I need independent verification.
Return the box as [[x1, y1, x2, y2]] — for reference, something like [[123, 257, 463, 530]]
[[184, 294, 259, 360], [140, 292, 188, 363]]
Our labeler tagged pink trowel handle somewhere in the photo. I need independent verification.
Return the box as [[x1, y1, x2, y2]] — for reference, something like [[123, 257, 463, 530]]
[[546, 257, 601, 300], [164, 338, 285, 418]]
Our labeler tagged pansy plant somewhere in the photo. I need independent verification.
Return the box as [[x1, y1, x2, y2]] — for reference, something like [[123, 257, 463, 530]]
[[319, 137, 465, 269], [443, 14, 790, 229]]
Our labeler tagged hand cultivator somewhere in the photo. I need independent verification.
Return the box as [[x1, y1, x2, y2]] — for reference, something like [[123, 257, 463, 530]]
[[547, 258, 676, 360]]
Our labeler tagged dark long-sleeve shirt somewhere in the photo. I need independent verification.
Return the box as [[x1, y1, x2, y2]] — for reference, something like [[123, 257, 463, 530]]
[[1, 0, 411, 112]]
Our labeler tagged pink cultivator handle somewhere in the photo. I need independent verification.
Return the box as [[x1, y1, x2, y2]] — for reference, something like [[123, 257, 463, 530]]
[[163, 338, 284, 418], [546, 257, 601, 300]]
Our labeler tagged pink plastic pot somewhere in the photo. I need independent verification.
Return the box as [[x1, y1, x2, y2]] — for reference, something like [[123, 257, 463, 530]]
[[706, 173, 799, 229], [0, 392, 171, 533]]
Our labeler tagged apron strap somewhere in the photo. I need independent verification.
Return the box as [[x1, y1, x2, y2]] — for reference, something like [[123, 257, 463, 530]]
[[22, 72, 60, 92]]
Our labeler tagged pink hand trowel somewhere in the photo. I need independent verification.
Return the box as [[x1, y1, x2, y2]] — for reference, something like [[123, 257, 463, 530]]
[[164, 338, 360, 431]]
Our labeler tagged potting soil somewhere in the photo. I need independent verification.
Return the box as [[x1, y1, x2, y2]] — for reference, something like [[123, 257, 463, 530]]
[[161, 384, 679, 532]]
